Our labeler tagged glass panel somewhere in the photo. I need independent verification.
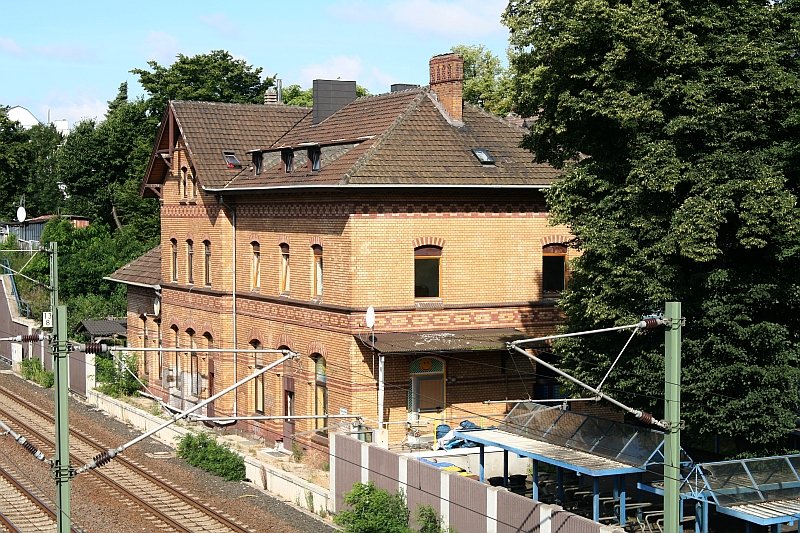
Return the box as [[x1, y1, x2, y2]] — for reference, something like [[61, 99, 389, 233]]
[[542, 255, 565, 293], [255, 374, 264, 413], [501, 402, 667, 467], [703, 461, 760, 506], [414, 258, 440, 297]]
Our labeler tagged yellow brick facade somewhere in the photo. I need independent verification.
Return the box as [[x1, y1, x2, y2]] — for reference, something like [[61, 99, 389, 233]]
[[133, 117, 576, 451]]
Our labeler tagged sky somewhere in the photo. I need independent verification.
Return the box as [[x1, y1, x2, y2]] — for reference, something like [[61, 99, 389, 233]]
[[0, 0, 511, 128]]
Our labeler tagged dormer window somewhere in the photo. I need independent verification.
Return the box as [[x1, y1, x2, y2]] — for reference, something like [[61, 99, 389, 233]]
[[282, 149, 294, 173], [309, 147, 321, 171], [471, 147, 495, 165], [252, 151, 263, 175], [223, 150, 242, 169]]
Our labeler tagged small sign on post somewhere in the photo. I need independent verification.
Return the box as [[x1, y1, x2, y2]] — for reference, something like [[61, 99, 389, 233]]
[[42, 312, 53, 328]]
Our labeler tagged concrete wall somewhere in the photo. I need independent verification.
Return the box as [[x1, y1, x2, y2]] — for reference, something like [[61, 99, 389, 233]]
[[331, 434, 624, 533]]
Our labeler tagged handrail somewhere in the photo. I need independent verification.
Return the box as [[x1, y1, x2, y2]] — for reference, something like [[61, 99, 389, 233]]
[[0, 259, 30, 318]]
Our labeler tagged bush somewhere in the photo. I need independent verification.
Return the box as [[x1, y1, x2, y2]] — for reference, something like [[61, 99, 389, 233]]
[[96, 352, 140, 397], [334, 482, 411, 533], [177, 432, 246, 482], [20, 358, 54, 388], [416, 505, 454, 533]]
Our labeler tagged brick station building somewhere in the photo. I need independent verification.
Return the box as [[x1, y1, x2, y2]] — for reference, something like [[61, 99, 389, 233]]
[[109, 53, 574, 450]]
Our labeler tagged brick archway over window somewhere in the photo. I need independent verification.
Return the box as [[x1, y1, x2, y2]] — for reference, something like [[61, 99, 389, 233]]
[[246, 328, 265, 347], [309, 236, 324, 247], [306, 341, 327, 359], [275, 334, 294, 352], [413, 237, 445, 249], [541, 235, 570, 247]]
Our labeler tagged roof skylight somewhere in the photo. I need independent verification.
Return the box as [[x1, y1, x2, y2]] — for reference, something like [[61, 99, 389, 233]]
[[471, 147, 495, 165], [223, 150, 242, 169]]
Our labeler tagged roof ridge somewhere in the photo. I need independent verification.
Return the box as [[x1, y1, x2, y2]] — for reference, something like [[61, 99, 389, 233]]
[[465, 102, 529, 133], [342, 89, 430, 184]]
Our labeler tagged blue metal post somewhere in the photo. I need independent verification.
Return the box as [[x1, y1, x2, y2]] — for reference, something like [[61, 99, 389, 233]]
[[593, 477, 600, 522], [532, 461, 539, 501], [618, 475, 626, 525]]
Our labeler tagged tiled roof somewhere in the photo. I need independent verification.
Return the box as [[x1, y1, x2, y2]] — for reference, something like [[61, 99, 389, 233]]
[[105, 246, 161, 288], [221, 87, 559, 190], [171, 101, 309, 189], [74, 319, 127, 337]]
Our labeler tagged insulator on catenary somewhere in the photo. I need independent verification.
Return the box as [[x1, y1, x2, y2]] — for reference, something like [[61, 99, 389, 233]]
[[82, 343, 109, 354], [17, 436, 46, 462], [19, 334, 44, 343], [637, 411, 654, 425], [638, 318, 666, 330], [91, 449, 117, 468]]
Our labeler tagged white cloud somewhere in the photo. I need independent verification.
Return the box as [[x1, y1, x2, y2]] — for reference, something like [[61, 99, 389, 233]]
[[144, 31, 180, 64], [37, 95, 108, 129], [298, 56, 364, 87], [386, 0, 507, 38], [331, 0, 507, 38], [198, 13, 238, 37], [33, 43, 95, 63], [0, 37, 24, 57]]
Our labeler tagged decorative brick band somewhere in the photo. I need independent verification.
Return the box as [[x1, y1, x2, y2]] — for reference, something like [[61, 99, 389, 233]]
[[309, 236, 323, 247], [412, 237, 445, 249], [277, 234, 290, 246]]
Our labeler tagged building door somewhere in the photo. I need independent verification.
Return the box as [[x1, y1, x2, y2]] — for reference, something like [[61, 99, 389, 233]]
[[283, 376, 295, 450]]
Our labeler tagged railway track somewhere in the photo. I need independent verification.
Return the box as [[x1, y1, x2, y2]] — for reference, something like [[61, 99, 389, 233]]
[[0, 389, 255, 533], [0, 454, 61, 532]]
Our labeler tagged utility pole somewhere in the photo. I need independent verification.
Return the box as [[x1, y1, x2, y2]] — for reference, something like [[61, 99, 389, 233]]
[[50, 242, 71, 533], [663, 301, 682, 533]]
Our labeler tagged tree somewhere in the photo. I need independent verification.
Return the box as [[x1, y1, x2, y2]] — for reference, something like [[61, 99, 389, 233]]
[[23, 123, 64, 217], [0, 108, 33, 219], [282, 83, 369, 107], [450, 44, 512, 116], [132, 50, 273, 116], [281, 84, 313, 106], [55, 90, 157, 231], [504, 0, 800, 455]]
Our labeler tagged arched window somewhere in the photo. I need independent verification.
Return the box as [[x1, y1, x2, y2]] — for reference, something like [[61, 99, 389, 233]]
[[187, 329, 199, 396], [312, 354, 328, 436], [279, 243, 290, 293], [312, 244, 323, 297], [252, 340, 264, 414], [170, 239, 178, 282], [203, 333, 214, 401], [251, 241, 261, 289], [203, 240, 211, 286], [409, 357, 445, 416], [542, 243, 567, 296], [186, 240, 194, 284], [170, 325, 179, 385], [414, 245, 442, 298], [180, 166, 188, 199], [190, 173, 197, 200], [156, 320, 163, 379], [141, 316, 149, 376]]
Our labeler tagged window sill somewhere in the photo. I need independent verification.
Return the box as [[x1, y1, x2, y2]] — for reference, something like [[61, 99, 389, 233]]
[[414, 299, 443, 310]]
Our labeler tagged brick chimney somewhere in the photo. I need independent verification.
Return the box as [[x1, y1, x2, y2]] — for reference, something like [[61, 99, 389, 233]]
[[429, 53, 464, 123]]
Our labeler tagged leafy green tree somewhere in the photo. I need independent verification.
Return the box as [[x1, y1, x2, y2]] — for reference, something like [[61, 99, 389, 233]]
[[282, 84, 313, 106], [334, 482, 410, 533], [282, 84, 369, 107], [23, 123, 64, 218], [0, 108, 33, 219], [450, 44, 512, 116], [132, 50, 273, 116], [504, 0, 800, 455], [55, 85, 157, 231]]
